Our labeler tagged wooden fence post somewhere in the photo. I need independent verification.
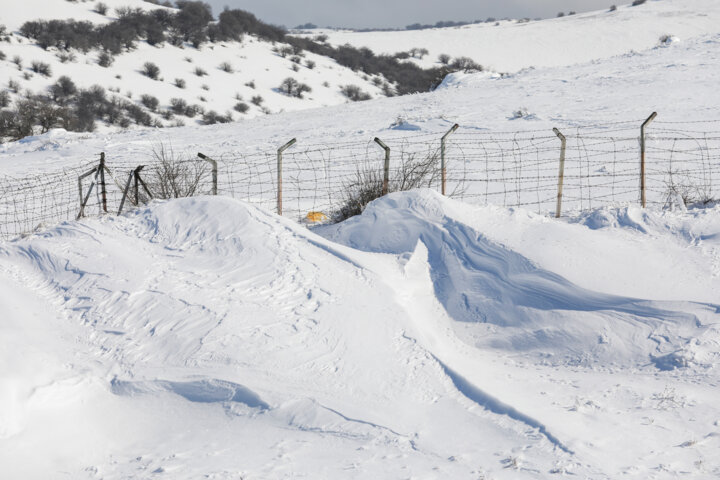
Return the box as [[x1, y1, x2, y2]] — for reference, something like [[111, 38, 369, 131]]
[[640, 112, 658, 208], [374, 137, 390, 195], [441, 124, 459, 195], [277, 138, 297, 216], [553, 128, 567, 218]]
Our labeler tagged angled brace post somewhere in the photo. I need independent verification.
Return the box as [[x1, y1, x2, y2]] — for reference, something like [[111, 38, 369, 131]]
[[197, 152, 218, 195], [374, 137, 390, 195]]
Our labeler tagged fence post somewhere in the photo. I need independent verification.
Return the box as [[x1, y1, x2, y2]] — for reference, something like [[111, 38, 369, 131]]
[[441, 124, 459, 196], [276, 138, 297, 216], [374, 137, 390, 195], [640, 112, 658, 208], [553, 128, 567, 218], [76, 165, 100, 219], [99, 152, 108, 213], [197, 152, 218, 195]]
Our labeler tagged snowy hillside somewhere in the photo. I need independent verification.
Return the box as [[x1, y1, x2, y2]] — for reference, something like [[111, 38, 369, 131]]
[[0, 0, 388, 132], [298, 0, 720, 72]]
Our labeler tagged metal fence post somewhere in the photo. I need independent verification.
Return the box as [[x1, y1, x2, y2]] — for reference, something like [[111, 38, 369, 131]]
[[640, 112, 658, 208], [374, 137, 390, 195], [197, 152, 218, 195], [277, 138, 297, 215], [99, 152, 108, 213], [553, 128, 567, 218], [441, 124, 459, 195]]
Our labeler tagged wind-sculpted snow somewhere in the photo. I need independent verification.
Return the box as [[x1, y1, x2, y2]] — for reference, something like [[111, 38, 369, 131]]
[[317, 190, 719, 367], [1, 194, 720, 478]]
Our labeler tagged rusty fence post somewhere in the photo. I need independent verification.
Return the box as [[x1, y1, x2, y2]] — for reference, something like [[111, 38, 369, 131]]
[[441, 123, 459, 196], [99, 152, 108, 213], [553, 128, 567, 218], [117, 165, 151, 215], [77, 164, 100, 219], [374, 137, 390, 195], [197, 152, 218, 195], [276, 138, 297, 216], [640, 112, 657, 208]]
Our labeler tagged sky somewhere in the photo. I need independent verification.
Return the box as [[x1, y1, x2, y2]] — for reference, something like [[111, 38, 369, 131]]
[[204, 0, 619, 29]]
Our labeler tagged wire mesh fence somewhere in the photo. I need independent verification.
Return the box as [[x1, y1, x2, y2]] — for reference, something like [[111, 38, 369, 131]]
[[1, 119, 719, 240]]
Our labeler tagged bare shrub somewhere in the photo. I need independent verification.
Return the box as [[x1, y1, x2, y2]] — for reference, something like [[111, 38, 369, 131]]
[[148, 143, 207, 199], [279, 77, 311, 98], [140, 94, 159, 112], [194, 67, 207, 76], [174, 78, 186, 88], [438, 53, 450, 65], [218, 61, 233, 73], [95, 2, 108, 15], [31, 61, 52, 77], [334, 149, 440, 222], [142, 62, 160, 79], [98, 51, 114, 67], [340, 84, 371, 102]]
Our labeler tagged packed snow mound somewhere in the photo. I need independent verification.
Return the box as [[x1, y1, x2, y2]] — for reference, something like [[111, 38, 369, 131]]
[[317, 190, 720, 367], [2, 195, 720, 478]]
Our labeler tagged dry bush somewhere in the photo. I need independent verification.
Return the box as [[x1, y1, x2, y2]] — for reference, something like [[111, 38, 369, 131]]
[[334, 149, 440, 222], [148, 143, 207, 199]]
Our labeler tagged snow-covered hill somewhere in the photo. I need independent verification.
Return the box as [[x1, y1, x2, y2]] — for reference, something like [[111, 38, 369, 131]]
[[0, 0, 387, 131], [297, 0, 720, 72]]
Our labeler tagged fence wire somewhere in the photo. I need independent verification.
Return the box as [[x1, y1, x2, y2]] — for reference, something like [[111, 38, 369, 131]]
[[1, 122, 719, 240]]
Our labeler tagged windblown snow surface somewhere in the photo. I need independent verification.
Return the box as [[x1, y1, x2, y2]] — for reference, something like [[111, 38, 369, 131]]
[[1, 191, 720, 479], [2, 1, 720, 478]]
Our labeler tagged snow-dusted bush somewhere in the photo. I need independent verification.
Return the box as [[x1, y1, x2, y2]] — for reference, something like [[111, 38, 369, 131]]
[[148, 142, 207, 199], [438, 53, 450, 65], [219, 61, 234, 73], [170, 97, 188, 115], [340, 85, 371, 102], [194, 67, 207, 77], [142, 62, 161, 80], [234, 102, 249, 113], [305, 60, 316, 69], [98, 51, 114, 67], [140, 94, 159, 112], [49, 76, 77, 103], [12, 55, 22, 69], [609, 5, 617, 11], [174, 78, 187, 89], [0, 50, 5, 61], [450, 56, 483, 71], [631, 0, 646, 5], [201, 110, 233, 125], [30, 61, 52, 77], [0, 91, 9, 108], [279, 77, 311, 98], [250, 95, 263, 106], [95, 2, 108, 15]]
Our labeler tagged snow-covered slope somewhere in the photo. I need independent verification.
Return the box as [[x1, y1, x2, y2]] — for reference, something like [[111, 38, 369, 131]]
[[0, 0, 387, 128], [1, 192, 719, 478], [298, 0, 720, 72]]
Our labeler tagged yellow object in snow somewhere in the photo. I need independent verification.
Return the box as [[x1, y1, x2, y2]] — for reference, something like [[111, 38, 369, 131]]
[[306, 211, 328, 223]]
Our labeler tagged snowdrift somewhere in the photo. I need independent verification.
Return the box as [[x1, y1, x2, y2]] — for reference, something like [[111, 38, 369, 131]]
[[1, 193, 720, 478]]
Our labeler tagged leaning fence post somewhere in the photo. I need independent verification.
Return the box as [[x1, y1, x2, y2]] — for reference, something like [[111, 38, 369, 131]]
[[77, 165, 100, 219], [374, 137, 390, 195], [197, 152, 218, 195], [640, 112, 658, 208], [276, 138, 297, 216], [553, 128, 567, 218], [99, 152, 108, 213], [441, 124, 459, 196]]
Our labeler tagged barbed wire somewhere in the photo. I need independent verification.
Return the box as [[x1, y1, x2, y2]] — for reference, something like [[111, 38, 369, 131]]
[[1, 123, 719, 240]]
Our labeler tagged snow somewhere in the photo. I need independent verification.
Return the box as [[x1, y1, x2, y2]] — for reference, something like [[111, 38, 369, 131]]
[[1, 193, 719, 478], [2, 0, 720, 478], [299, 0, 720, 73]]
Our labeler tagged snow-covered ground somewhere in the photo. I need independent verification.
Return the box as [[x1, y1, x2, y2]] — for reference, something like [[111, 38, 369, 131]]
[[298, 0, 720, 73], [2, 0, 720, 478], [1, 192, 719, 478], [0, 0, 387, 127]]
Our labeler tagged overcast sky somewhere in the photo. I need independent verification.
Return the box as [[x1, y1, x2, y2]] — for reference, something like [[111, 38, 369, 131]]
[[204, 0, 618, 29]]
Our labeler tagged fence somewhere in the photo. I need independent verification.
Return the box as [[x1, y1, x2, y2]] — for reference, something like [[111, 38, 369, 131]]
[[1, 115, 719, 240]]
